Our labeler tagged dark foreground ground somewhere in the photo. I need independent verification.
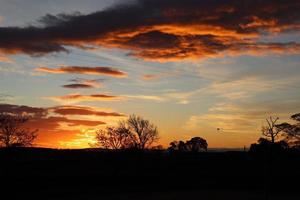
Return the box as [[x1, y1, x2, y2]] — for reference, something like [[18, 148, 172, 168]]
[[0, 148, 299, 200]]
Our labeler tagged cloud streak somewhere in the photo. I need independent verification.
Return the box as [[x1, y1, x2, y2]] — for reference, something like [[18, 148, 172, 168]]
[[46, 93, 123, 103], [36, 66, 127, 77], [0, 0, 300, 60]]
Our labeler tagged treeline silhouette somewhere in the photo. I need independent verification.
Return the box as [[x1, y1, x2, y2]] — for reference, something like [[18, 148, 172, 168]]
[[2, 112, 299, 151]]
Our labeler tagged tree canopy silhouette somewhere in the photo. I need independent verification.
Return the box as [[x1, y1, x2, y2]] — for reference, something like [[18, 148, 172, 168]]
[[93, 126, 132, 149], [0, 113, 38, 147], [185, 137, 208, 152], [168, 136, 208, 152], [124, 114, 159, 149], [276, 113, 300, 148]]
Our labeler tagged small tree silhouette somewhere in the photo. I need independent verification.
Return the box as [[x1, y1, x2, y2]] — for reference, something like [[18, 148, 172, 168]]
[[261, 116, 282, 143], [0, 113, 38, 147], [185, 137, 208, 152]]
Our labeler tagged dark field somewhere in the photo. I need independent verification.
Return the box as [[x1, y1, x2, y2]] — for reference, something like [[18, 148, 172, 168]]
[[1, 148, 299, 200]]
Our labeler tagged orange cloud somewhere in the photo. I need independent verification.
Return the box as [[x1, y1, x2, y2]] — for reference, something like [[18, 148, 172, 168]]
[[36, 66, 127, 77], [0, 0, 300, 61]]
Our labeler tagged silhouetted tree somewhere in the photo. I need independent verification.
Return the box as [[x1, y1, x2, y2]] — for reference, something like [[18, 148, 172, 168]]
[[185, 137, 208, 152], [93, 115, 159, 150], [261, 116, 282, 143], [0, 113, 38, 147], [93, 126, 132, 149], [122, 114, 159, 150], [276, 113, 300, 148]]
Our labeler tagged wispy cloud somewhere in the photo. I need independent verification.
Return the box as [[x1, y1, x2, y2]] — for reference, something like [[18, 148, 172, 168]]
[[46, 92, 167, 103], [184, 99, 300, 134], [0, 94, 14, 102], [125, 95, 166, 102], [141, 70, 179, 80], [141, 74, 161, 80]]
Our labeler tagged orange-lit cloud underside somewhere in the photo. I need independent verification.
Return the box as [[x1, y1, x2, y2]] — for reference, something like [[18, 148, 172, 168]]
[[0, 0, 300, 61], [0, 104, 125, 148]]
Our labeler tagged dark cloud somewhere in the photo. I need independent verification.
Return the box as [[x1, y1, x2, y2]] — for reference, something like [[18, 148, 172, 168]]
[[62, 84, 94, 89], [0, 103, 47, 117], [0, 0, 300, 60], [36, 66, 127, 77], [62, 78, 103, 89]]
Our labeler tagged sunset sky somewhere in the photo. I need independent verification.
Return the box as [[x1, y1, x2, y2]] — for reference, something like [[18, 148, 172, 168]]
[[1, 0, 300, 148]]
